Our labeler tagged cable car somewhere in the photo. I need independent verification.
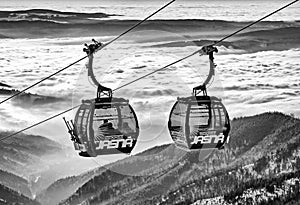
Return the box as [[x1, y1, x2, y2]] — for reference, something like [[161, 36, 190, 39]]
[[168, 45, 230, 151], [64, 40, 139, 157]]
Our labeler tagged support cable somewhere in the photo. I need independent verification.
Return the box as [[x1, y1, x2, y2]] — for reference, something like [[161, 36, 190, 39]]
[[0, 0, 176, 105], [0, 105, 80, 142], [115, 0, 299, 91], [1, 0, 298, 142]]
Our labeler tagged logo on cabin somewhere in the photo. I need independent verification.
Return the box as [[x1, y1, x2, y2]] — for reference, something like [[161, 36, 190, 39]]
[[96, 137, 134, 150], [191, 134, 225, 145]]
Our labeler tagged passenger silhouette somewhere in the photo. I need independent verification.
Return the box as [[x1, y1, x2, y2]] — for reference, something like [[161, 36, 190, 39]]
[[98, 119, 122, 139], [107, 122, 122, 136], [96, 119, 110, 141], [122, 122, 133, 133], [99, 119, 109, 129]]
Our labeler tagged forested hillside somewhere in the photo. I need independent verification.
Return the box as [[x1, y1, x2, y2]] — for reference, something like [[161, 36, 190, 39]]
[[0, 169, 32, 198], [37, 112, 300, 205], [0, 184, 40, 205]]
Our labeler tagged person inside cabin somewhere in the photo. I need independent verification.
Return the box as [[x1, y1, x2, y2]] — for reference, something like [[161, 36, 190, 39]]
[[96, 119, 110, 140], [122, 122, 133, 134], [97, 119, 122, 140], [99, 119, 110, 129], [107, 122, 122, 136], [122, 122, 135, 140]]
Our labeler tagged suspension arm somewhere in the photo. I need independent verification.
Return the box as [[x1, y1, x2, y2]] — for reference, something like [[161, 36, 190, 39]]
[[193, 45, 218, 96]]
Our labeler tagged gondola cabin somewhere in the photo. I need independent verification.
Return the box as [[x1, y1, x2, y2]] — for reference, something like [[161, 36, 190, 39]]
[[168, 95, 230, 151], [64, 40, 139, 157], [70, 98, 139, 157], [65, 97, 139, 157], [168, 45, 230, 151]]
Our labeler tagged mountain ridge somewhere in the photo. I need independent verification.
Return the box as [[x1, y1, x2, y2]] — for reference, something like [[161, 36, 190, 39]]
[[0, 169, 32, 198], [0, 183, 40, 205], [57, 112, 300, 205]]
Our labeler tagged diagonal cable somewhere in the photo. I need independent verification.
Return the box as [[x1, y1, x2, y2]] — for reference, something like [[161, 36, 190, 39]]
[[115, 0, 300, 91], [0, 105, 80, 142], [103, 0, 176, 48], [212, 0, 300, 46], [0, 0, 176, 106], [0, 56, 87, 105], [1, 0, 298, 142], [113, 51, 199, 91]]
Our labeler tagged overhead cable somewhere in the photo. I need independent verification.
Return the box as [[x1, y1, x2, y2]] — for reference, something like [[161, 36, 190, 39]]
[[0, 0, 176, 105], [1, 0, 298, 141]]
